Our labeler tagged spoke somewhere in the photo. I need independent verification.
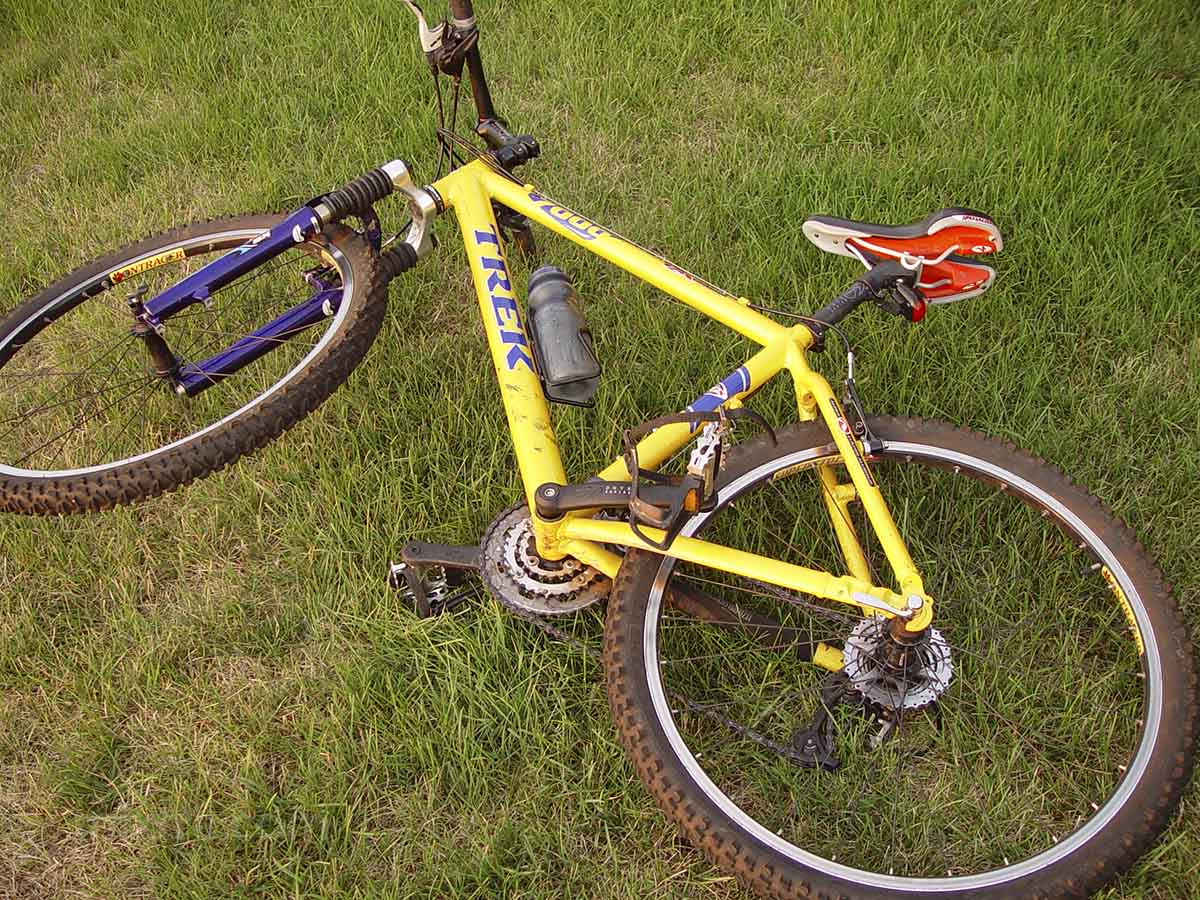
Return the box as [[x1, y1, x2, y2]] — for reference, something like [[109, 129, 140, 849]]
[[169, 286, 323, 368], [95, 375, 156, 465], [0, 370, 111, 381], [13, 379, 153, 466], [746, 578, 864, 626], [935, 468, 961, 600], [665, 686, 811, 765], [765, 476, 839, 560], [139, 372, 151, 453], [0, 373, 148, 434], [886, 674, 911, 875], [947, 674, 1096, 763], [176, 322, 320, 348], [85, 339, 140, 420], [0, 331, 139, 429], [53, 322, 138, 373], [935, 610, 1047, 666], [165, 251, 309, 321], [676, 572, 862, 628], [660, 640, 844, 665], [659, 617, 848, 643], [177, 343, 316, 386]]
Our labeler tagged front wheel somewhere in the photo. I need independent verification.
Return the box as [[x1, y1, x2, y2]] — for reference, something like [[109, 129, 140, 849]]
[[0, 214, 385, 514], [604, 416, 1195, 900]]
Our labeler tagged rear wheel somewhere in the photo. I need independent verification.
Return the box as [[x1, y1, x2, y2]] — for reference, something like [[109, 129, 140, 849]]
[[0, 214, 384, 514], [604, 416, 1195, 900]]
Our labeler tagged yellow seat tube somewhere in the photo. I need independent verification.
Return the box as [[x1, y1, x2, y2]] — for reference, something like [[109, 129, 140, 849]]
[[442, 170, 568, 517], [595, 336, 790, 482]]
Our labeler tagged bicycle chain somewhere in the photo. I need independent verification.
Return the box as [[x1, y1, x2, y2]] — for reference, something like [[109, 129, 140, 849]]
[[474, 503, 836, 764], [510, 604, 816, 766]]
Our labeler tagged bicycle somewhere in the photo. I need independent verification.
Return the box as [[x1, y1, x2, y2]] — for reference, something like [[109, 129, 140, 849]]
[[0, 1, 1194, 897]]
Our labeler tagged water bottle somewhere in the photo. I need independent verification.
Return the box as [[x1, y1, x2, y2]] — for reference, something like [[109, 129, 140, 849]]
[[526, 266, 601, 406]]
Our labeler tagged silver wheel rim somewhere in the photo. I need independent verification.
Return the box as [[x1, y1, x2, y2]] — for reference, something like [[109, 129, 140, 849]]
[[0, 227, 356, 478]]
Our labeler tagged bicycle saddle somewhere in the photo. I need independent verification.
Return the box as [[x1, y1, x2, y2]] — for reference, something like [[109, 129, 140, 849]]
[[803, 207, 1003, 303]]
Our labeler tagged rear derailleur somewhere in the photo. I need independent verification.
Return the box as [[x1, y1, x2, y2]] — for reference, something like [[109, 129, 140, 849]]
[[790, 671, 856, 771], [789, 671, 900, 771]]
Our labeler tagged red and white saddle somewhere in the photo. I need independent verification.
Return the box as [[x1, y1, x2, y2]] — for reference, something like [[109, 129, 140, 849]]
[[802, 207, 1002, 302]]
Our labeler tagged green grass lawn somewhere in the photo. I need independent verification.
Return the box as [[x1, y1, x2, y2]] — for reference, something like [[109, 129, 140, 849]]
[[1, 0, 1197, 897]]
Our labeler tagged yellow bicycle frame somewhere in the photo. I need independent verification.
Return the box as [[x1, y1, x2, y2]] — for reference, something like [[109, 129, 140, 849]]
[[431, 161, 933, 665]]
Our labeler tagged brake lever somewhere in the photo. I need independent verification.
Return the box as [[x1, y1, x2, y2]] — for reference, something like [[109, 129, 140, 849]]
[[890, 282, 927, 322], [867, 274, 926, 323], [401, 0, 447, 59]]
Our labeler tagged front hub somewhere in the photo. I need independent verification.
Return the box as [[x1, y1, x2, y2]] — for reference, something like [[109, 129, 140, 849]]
[[127, 288, 181, 386]]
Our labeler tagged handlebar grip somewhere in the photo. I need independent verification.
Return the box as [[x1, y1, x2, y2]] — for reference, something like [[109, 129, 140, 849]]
[[811, 281, 876, 327], [808, 259, 918, 333]]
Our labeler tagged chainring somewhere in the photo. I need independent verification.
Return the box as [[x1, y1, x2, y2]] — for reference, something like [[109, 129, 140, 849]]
[[481, 504, 609, 615]]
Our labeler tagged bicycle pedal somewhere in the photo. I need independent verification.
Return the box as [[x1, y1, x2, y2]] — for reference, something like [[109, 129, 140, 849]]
[[388, 542, 484, 618]]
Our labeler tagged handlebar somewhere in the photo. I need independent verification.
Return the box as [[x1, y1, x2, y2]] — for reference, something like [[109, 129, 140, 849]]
[[808, 260, 925, 338], [404, 0, 498, 125], [810, 280, 878, 328], [448, 0, 476, 23]]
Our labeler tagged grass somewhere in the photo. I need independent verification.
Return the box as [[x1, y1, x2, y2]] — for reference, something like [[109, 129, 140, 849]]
[[0, 0, 1197, 896]]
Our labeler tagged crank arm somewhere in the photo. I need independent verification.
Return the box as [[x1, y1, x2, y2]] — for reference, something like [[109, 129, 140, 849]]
[[399, 541, 482, 573]]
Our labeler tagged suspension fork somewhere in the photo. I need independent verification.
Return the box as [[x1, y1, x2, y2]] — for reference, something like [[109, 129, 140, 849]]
[[139, 162, 413, 326], [126, 161, 437, 395]]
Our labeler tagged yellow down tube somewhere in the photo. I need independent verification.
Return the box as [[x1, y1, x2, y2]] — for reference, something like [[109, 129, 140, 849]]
[[436, 166, 568, 517]]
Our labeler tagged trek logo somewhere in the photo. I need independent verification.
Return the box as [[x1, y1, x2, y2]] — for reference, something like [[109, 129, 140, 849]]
[[527, 192, 609, 241], [475, 228, 534, 372]]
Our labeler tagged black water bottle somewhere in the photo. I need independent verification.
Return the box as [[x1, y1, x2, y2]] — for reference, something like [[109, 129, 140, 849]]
[[526, 266, 601, 406]]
